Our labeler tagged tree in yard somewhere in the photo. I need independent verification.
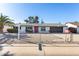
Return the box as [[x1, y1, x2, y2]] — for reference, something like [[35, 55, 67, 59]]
[[24, 16, 39, 23], [74, 21, 79, 23], [24, 19, 29, 23], [41, 19, 44, 24], [0, 13, 14, 33], [34, 16, 39, 23], [28, 16, 34, 23]]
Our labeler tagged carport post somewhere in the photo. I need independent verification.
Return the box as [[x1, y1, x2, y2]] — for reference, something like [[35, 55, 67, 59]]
[[70, 33, 73, 42], [18, 23, 20, 40]]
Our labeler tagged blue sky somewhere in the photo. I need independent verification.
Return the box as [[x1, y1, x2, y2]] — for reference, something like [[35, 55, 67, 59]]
[[0, 3, 79, 23]]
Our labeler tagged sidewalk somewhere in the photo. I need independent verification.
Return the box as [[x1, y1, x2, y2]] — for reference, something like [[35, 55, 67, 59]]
[[0, 44, 45, 56], [1, 44, 79, 56]]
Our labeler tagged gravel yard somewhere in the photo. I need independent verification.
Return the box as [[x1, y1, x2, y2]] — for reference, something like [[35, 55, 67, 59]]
[[0, 33, 79, 44]]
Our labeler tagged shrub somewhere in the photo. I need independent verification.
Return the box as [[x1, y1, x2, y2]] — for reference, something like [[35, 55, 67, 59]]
[[7, 28, 18, 33], [26, 29, 33, 33]]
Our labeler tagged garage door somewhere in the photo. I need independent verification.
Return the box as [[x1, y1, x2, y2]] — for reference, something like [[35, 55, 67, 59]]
[[50, 27, 63, 33]]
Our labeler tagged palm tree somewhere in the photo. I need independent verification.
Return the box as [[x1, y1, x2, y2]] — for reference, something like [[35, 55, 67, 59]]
[[0, 13, 14, 33]]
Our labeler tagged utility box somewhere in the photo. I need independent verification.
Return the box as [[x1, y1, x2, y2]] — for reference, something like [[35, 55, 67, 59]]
[[38, 43, 42, 51]]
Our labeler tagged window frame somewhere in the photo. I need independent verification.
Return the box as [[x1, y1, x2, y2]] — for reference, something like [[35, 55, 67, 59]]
[[41, 27, 46, 31]]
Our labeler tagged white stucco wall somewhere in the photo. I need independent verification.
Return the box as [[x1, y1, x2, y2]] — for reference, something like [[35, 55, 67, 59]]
[[66, 23, 77, 28], [63, 26, 68, 33], [38, 26, 50, 33], [77, 27, 79, 33], [32, 26, 34, 33], [20, 26, 26, 33]]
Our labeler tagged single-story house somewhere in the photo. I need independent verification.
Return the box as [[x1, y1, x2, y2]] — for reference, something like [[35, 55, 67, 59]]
[[3, 22, 79, 33], [14, 23, 67, 33], [66, 22, 79, 33]]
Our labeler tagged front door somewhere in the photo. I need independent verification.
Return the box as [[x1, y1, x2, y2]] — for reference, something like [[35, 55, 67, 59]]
[[34, 26, 38, 33]]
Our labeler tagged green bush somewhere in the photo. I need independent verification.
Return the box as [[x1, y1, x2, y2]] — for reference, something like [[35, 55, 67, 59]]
[[26, 29, 33, 33], [7, 28, 18, 33]]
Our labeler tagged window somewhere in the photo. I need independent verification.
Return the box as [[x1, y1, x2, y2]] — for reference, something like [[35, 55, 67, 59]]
[[13, 26, 18, 29], [26, 27, 32, 29], [20, 26, 21, 30], [41, 27, 46, 31], [13, 26, 21, 30], [26, 26, 33, 33], [26, 27, 32, 31]]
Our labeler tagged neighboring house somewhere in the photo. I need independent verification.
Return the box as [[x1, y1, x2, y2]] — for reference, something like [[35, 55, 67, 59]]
[[14, 23, 67, 33], [66, 22, 79, 33], [3, 25, 13, 33]]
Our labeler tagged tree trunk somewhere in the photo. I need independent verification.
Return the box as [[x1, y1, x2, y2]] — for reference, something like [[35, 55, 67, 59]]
[[0, 28, 3, 33], [0, 25, 4, 33]]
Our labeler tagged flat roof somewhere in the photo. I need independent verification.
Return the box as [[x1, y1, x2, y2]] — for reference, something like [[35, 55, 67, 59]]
[[15, 23, 66, 27]]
